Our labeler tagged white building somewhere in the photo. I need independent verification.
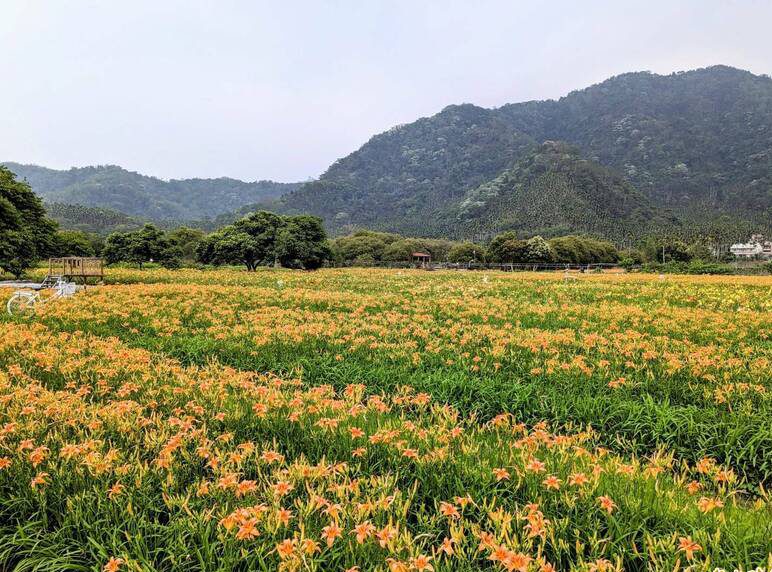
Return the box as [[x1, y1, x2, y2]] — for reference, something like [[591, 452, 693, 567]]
[[730, 234, 772, 259]]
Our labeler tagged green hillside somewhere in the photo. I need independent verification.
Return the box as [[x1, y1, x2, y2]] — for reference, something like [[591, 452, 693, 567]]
[[43, 202, 146, 234], [499, 65, 772, 222], [276, 104, 535, 234], [1, 163, 301, 221], [278, 65, 772, 240], [452, 141, 675, 241]]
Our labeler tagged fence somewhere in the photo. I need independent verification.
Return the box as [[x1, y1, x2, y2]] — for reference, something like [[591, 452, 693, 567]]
[[48, 257, 104, 283]]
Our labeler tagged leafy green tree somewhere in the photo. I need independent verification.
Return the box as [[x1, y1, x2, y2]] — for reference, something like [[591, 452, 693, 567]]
[[549, 236, 618, 264], [381, 239, 431, 262], [168, 227, 205, 260], [521, 236, 554, 263], [53, 230, 96, 257], [275, 216, 331, 270], [447, 242, 486, 263], [102, 232, 133, 265], [197, 227, 263, 271], [127, 224, 182, 269], [234, 211, 286, 265], [196, 211, 288, 271], [618, 249, 644, 270], [487, 232, 526, 263], [332, 231, 397, 264], [0, 166, 58, 278], [640, 237, 692, 263], [102, 224, 181, 269], [686, 241, 714, 261], [549, 236, 582, 264], [87, 233, 105, 256]]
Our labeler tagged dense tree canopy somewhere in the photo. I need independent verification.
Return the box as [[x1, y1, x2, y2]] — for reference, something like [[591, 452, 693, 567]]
[[548, 235, 618, 264], [447, 242, 486, 263], [638, 237, 692, 264], [43, 202, 144, 234], [103, 224, 182, 269], [196, 227, 261, 270], [52, 230, 98, 257], [275, 216, 331, 270], [197, 212, 331, 271], [486, 232, 525, 263], [167, 227, 205, 260], [0, 166, 58, 277], [457, 142, 671, 243], [332, 229, 621, 265], [331, 230, 401, 264]]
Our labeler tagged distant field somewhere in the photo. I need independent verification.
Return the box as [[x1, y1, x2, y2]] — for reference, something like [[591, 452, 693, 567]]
[[1, 268, 770, 571]]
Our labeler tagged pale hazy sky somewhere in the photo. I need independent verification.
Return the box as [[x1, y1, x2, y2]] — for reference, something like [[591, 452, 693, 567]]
[[2, 0, 771, 182]]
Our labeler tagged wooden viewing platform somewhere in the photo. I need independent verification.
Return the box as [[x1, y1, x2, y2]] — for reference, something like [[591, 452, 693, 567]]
[[48, 257, 104, 284]]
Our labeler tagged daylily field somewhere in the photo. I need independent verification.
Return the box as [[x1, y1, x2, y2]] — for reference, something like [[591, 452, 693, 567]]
[[1, 268, 770, 572]]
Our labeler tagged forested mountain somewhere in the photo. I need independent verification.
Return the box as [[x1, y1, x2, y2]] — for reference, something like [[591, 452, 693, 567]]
[[1, 163, 301, 221], [499, 65, 772, 222], [278, 65, 772, 240], [277, 104, 536, 234], [44, 202, 146, 234], [452, 142, 675, 241], [5, 66, 770, 241]]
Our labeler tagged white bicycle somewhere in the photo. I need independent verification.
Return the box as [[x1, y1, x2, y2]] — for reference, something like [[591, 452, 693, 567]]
[[6, 275, 77, 317]]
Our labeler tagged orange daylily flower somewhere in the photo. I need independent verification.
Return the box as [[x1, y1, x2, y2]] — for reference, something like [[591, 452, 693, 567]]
[[439, 501, 460, 518], [103, 557, 124, 572], [598, 495, 617, 514], [273, 480, 293, 496], [276, 538, 296, 559], [410, 554, 433, 571], [678, 536, 702, 560], [321, 521, 342, 547], [376, 525, 398, 548], [492, 468, 510, 481], [542, 475, 561, 490], [351, 520, 375, 543], [697, 496, 724, 513]]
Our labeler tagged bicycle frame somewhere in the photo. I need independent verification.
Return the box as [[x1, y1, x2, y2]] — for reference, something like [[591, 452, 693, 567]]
[[6, 277, 74, 316]]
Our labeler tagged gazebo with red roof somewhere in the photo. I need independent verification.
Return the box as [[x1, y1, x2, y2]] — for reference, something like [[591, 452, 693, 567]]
[[412, 252, 431, 268]]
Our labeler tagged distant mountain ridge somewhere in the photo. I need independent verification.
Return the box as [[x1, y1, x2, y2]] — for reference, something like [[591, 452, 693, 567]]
[[1, 162, 301, 221], [276, 65, 772, 240], [5, 65, 771, 241]]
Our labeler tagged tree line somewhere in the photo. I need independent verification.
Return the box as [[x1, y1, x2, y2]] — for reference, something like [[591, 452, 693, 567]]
[[328, 229, 747, 269], [97, 213, 331, 271], [0, 166, 330, 276], [1, 166, 764, 278], [330, 229, 618, 265]]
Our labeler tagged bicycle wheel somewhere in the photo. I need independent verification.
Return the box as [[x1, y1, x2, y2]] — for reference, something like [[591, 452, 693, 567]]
[[6, 293, 37, 317]]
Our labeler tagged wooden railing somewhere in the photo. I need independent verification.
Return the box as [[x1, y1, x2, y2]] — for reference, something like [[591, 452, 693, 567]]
[[48, 257, 104, 281]]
